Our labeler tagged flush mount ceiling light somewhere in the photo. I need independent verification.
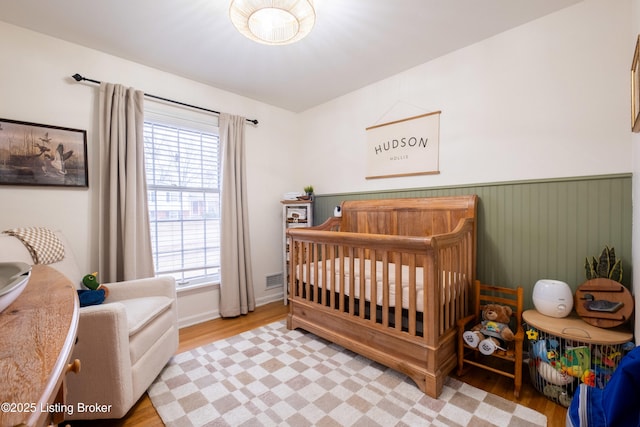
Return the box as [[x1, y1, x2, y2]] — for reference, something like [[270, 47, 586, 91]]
[[229, 0, 316, 45]]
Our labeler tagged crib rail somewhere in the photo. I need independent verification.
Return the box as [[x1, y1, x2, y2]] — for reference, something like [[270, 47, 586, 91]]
[[287, 218, 474, 346]]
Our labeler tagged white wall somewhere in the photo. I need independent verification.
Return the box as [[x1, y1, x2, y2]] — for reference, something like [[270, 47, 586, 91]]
[[299, 0, 632, 194], [0, 22, 300, 325]]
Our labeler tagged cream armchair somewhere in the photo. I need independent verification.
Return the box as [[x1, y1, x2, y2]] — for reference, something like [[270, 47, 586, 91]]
[[0, 231, 178, 420]]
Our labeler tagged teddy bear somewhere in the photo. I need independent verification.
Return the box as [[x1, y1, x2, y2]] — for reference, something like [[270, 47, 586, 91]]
[[463, 303, 515, 355]]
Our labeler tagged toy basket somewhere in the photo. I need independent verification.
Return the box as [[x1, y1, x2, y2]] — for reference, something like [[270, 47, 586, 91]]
[[523, 310, 634, 408]]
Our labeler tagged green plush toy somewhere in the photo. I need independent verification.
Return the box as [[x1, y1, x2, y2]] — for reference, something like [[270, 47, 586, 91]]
[[78, 272, 109, 307], [83, 272, 100, 290]]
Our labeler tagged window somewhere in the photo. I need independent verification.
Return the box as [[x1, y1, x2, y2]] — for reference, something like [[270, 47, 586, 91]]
[[144, 118, 221, 287]]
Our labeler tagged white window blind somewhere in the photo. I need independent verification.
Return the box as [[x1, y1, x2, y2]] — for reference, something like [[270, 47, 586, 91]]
[[144, 120, 221, 286]]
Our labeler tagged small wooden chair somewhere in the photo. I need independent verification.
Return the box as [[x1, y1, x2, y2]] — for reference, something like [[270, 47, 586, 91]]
[[457, 280, 524, 398]]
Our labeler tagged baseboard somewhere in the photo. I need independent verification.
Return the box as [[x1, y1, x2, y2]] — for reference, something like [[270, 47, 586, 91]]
[[178, 309, 219, 329], [177, 292, 284, 329]]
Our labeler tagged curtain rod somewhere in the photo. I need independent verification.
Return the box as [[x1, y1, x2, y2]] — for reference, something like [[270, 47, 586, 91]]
[[72, 73, 258, 126]]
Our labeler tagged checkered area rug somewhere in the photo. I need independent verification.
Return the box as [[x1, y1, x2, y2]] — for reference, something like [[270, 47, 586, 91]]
[[148, 321, 547, 427]]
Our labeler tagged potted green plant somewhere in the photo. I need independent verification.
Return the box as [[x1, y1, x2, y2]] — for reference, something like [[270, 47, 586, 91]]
[[300, 185, 314, 200]]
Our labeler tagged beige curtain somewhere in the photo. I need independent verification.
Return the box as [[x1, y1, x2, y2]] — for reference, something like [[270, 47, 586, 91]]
[[219, 113, 255, 317], [98, 83, 155, 282]]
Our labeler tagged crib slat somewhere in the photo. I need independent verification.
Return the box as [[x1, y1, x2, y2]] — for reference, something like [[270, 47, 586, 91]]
[[442, 246, 451, 331], [289, 239, 295, 299], [424, 254, 437, 347], [382, 251, 389, 328], [318, 244, 326, 305], [304, 242, 311, 301], [408, 254, 417, 336], [295, 241, 303, 298], [348, 246, 355, 315], [339, 246, 345, 312], [358, 248, 366, 319], [313, 242, 320, 304], [330, 244, 336, 309], [395, 255, 402, 332], [454, 244, 463, 322], [422, 254, 428, 340], [370, 249, 377, 326]]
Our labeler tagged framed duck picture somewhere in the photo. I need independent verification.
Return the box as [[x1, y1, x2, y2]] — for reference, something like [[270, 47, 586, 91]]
[[0, 118, 88, 187]]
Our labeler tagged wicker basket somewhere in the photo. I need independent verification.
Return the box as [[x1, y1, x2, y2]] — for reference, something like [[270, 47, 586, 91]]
[[522, 310, 633, 407]]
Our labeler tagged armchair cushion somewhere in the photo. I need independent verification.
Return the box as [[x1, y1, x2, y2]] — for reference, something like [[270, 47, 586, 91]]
[[127, 301, 176, 365], [122, 296, 174, 336]]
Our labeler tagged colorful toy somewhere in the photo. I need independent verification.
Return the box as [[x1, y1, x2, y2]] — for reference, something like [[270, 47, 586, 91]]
[[581, 369, 595, 387], [77, 272, 109, 307], [538, 361, 574, 386], [594, 346, 622, 368], [560, 346, 591, 379], [463, 303, 515, 355], [532, 338, 560, 364], [526, 328, 539, 341]]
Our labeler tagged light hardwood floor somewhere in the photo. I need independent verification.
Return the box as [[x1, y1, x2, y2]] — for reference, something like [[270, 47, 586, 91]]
[[67, 301, 567, 427]]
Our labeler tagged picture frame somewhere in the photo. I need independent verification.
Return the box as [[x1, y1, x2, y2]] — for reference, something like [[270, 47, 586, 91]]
[[0, 118, 88, 187], [632, 35, 640, 133]]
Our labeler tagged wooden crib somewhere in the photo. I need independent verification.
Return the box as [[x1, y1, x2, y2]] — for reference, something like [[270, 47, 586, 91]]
[[286, 195, 477, 398]]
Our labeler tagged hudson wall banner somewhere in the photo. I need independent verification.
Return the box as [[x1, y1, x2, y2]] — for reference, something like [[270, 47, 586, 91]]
[[365, 111, 440, 179]]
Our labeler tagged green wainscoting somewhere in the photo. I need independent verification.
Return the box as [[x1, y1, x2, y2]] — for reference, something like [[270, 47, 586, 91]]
[[312, 174, 632, 310]]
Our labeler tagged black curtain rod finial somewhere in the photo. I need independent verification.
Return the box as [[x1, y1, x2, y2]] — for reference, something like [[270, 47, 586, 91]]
[[72, 73, 101, 85]]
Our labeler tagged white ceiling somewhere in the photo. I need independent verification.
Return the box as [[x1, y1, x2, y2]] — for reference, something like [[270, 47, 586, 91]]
[[1, 0, 582, 112]]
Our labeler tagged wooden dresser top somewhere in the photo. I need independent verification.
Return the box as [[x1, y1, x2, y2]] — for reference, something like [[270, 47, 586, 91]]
[[0, 264, 79, 427]]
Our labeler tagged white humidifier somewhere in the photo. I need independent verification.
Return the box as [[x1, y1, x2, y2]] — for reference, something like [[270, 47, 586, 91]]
[[532, 279, 573, 318]]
